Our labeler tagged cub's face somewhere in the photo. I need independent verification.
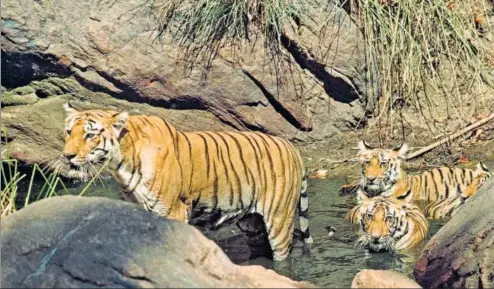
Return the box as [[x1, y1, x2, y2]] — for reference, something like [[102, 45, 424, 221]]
[[356, 140, 408, 195], [354, 192, 408, 252], [57, 103, 128, 180]]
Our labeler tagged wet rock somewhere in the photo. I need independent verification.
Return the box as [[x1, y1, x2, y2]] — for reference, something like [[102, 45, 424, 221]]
[[351, 269, 421, 288], [1, 0, 377, 142], [414, 179, 494, 288], [1, 195, 316, 288]]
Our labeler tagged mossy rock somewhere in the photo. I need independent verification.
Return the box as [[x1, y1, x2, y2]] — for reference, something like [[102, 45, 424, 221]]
[[2, 86, 38, 106], [30, 77, 85, 98]]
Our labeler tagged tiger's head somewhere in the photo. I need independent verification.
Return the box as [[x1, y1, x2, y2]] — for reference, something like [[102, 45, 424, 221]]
[[356, 140, 408, 196], [346, 189, 428, 252], [54, 103, 128, 180]]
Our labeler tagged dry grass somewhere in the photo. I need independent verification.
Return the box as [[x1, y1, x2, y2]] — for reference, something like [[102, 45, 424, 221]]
[[151, 0, 313, 69], [347, 0, 494, 138]]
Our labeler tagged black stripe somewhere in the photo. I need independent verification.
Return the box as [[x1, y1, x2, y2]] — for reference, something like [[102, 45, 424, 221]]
[[180, 132, 193, 192], [160, 118, 179, 153], [93, 148, 109, 154], [216, 133, 235, 206], [257, 133, 276, 228], [116, 160, 124, 171], [247, 134, 267, 211], [197, 133, 210, 180], [224, 132, 248, 209], [268, 137, 286, 219], [212, 159, 219, 210], [397, 188, 411, 200]]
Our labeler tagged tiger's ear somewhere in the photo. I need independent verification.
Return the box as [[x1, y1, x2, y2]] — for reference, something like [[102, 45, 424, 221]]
[[63, 102, 78, 114], [111, 111, 129, 134], [358, 140, 373, 152], [392, 142, 408, 159], [476, 161, 489, 173], [356, 188, 369, 204]]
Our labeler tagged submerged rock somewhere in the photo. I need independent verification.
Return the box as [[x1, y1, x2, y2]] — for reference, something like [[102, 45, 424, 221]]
[[351, 269, 421, 288], [1, 195, 315, 288], [414, 179, 494, 288]]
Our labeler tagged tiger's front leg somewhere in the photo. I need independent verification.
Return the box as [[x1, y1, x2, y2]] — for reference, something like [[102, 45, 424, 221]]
[[165, 198, 191, 223]]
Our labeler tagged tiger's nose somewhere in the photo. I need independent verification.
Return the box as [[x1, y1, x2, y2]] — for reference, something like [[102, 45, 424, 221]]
[[367, 176, 377, 182], [63, 153, 76, 161]]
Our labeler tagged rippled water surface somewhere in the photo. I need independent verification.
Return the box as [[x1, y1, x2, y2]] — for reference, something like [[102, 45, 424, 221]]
[[25, 174, 445, 287]]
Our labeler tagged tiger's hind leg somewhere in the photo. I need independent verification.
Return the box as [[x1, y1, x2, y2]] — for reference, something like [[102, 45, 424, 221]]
[[264, 214, 296, 261], [299, 176, 313, 243]]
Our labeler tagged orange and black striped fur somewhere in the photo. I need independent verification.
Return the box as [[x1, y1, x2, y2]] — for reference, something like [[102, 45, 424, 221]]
[[346, 189, 429, 252], [58, 104, 313, 261], [352, 140, 490, 219]]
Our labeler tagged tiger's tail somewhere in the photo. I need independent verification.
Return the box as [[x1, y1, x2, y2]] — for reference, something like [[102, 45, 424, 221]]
[[299, 175, 313, 243]]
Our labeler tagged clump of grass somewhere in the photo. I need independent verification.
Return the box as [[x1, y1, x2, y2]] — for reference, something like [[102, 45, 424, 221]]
[[0, 156, 108, 217], [349, 0, 494, 130], [1, 158, 69, 217], [152, 0, 312, 68]]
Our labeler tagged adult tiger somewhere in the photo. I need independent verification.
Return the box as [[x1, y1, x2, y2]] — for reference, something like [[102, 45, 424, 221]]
[[58, 103, 313, 261], [346, 189, 429, 252], [349, 140, 490, 218]]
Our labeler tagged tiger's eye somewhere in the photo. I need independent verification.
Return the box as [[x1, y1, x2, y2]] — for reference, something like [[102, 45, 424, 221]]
[[86, 133, 96, 139]]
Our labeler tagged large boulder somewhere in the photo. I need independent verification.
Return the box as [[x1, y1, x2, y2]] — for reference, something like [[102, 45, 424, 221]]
[[414, 178, 494, 288], [1, 195, 315, 288], [1, 0, 378, 143], [351, 270, 421, 288]]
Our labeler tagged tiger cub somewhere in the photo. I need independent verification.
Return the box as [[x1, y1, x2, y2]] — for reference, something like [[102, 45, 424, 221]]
[[349, 140, 490, 219], [57, 103, 313, 261], [346, 189, 429, 252]]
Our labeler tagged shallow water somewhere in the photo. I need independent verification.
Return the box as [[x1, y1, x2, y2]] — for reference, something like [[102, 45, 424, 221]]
[[240, 177, 446, 287], [18, 173, 445, 287]]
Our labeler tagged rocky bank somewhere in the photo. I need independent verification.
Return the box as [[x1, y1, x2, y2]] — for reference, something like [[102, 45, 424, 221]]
[[414, 178, 494, 288], [1, 195, 315, 288], [1, 0, 378, 151]]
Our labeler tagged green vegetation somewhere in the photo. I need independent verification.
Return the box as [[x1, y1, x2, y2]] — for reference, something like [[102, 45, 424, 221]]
[[0, 158, 68, 217], [153, 0, 312, 67], [0, 155, 108, 217]]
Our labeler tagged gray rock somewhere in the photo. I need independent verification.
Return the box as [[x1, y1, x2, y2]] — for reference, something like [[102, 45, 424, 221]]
[[413, 178, 494, 288], [1, 0, 377, 142], [1, 77, 231, 169], [1, 195, 315, 288]]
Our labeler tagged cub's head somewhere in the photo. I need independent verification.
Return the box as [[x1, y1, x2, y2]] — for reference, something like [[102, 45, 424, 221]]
[[56, 103, 128, 180], [474, 161, 491, 188], [356, 140, 408, 196], [348, 189, 427, 252]]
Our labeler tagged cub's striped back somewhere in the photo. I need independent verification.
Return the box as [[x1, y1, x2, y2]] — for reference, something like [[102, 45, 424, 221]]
[[352, 140, 490, 220]]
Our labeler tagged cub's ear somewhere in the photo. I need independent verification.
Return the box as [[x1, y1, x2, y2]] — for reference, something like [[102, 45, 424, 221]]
[[356, 188, 369, 204], [358, 140, 373, 152], [63, 102, 78, 114], [111, 111, 129, 133], [392, 142, 408, 159]]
